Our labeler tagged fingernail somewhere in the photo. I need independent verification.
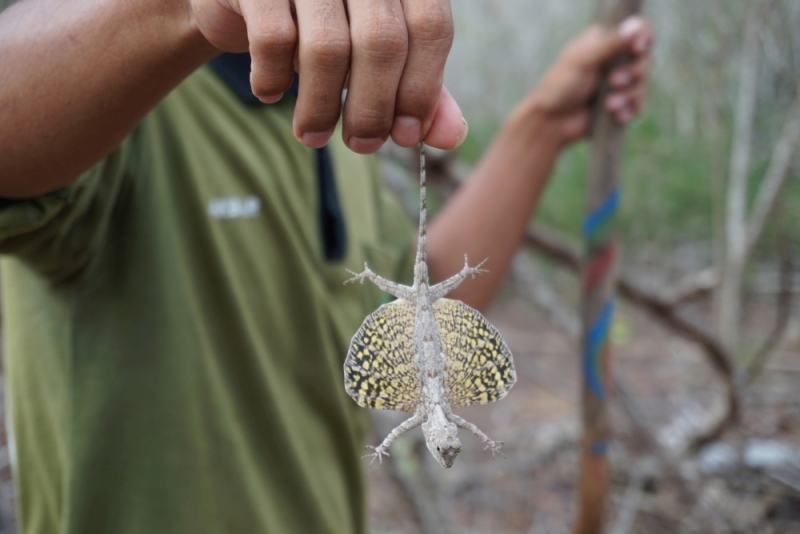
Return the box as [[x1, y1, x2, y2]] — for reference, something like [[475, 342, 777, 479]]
[[258, 93, 284, 104], [618, 108, 634, 123], [618, 16, 644, 40], [348, 137, 384, 154], [455, 117, 469, 148], [611, 70, 632, 87], [391, 116, 422, 147], [301, 129, 334, 149], [607, 94, 627, 111]]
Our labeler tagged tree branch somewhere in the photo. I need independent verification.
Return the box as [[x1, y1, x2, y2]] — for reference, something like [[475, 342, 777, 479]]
[[743, 219, 793, 386], [523, 225, 735, 381], [718, 9, 762, 350], [744, 93, 800, 258], [522, 224, 741, 451], [658, 268, 720, 307]]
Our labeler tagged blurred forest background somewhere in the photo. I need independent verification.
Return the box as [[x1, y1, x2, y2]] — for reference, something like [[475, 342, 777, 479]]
[[369, 0, 800, 533], [0, 0, 797, 533]]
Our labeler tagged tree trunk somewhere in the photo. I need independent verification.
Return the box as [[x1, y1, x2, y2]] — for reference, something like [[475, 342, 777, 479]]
[[718, 10, 761, 352]]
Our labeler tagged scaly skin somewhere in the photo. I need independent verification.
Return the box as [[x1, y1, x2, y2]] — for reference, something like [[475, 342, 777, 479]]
[[345, 144, 512, 468]]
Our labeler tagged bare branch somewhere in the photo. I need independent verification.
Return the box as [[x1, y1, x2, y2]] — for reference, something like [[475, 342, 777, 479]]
[[744, 94, 800, 258], [520, 225, 740, 451], [743, 221, 793, 385], [769, 470, 800, 495], [524, 224, 582, 272], [613, 376, 682, 471], [523, 226, 735, 382], [719, 9, 762, 350], [511, 253, 581, 339], [658, 268, 720, 307], [608, 465, 646, 534]]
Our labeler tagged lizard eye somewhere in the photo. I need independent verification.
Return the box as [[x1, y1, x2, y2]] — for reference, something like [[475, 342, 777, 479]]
[[436, 446, 440, 451]]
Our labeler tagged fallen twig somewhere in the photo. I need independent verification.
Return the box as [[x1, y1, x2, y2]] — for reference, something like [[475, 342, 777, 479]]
[[607, 464, 646, 534], [742, 222, 793, 386], [511, 253, 580, 339], [658, 268, 720, 307], [613, 376, 681, 473]]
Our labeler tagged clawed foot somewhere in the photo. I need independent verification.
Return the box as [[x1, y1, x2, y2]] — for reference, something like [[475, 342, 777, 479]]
[[345, 263, 374, 285], [483, 440, 505, 459], [362, 444, 391, 465], [463, 255, 488, 279]]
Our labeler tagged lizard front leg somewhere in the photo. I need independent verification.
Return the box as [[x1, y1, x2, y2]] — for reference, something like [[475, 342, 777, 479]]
[[345, 263, 415, 301], [449, 414, 505, 458], [363, 413, 424, 465], [429, 255, 488, 300]]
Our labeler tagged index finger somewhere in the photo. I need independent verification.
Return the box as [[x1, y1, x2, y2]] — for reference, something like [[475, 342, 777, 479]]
[[240, 0, 298, 102]]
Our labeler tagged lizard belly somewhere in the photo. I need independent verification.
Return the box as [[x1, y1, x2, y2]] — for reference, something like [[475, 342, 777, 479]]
[[415, 300, 450, 413]]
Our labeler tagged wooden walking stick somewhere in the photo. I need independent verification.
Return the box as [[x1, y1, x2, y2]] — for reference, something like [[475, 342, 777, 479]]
[[573, 1, 643, 533]]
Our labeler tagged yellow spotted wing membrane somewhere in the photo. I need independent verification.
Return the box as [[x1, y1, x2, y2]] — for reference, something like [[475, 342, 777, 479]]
[[344, 300, 421, 412], [433, 299, 516, 409]]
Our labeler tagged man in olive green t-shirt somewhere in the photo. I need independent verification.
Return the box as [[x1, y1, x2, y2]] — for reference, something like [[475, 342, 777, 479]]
[[0, 0, 652, 532]]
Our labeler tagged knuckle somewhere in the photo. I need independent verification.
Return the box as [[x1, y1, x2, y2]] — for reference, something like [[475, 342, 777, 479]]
[[251, 74, 292, 98], [249, 24, 297, 96], [348, 106, 393, 137], [353, 19, 408, 62], [251, 24, 297, 56], [305, 32, 351, 68], [406, 7, 454, 44], [396, 83, 439, 116], [563, 27, 600, 61]]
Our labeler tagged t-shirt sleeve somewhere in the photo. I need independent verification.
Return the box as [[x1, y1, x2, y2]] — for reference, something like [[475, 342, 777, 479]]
[[0, 141, 131, 285]]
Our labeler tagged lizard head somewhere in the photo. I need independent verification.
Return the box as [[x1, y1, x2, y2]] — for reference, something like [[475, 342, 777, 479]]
[[423, 417, 461, 468]]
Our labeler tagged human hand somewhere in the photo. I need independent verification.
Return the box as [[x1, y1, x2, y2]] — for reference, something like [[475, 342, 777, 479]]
[[524, 16, 653, 146], [189, 0, 467, 153]]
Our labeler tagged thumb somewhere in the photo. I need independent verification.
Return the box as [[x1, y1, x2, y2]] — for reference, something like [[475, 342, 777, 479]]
[[422, 86, 469, 151], [569, 16, 646, 68]]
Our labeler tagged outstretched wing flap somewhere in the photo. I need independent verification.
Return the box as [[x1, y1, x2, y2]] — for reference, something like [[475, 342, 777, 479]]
[[433, 299, 516, 409], [344, 300, 421, 412]]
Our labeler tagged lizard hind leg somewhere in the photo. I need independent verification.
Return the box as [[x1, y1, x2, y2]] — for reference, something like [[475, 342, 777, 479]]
[[362, 413, 424, 465], [362, 444, 390, 466], [430, 255, 488, 300], [345, 262, 414, 301], [450, 414, 505, 458]]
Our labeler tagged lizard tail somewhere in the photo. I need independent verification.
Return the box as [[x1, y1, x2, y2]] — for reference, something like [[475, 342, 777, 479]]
[[413, 142, 428, 285]]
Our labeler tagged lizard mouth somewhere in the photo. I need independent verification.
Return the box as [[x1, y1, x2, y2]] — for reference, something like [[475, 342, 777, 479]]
[[438, 446, 460, 468]]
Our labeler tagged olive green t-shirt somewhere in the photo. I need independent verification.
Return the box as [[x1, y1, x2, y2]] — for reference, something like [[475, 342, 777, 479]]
[[0, 66, 415, 533]]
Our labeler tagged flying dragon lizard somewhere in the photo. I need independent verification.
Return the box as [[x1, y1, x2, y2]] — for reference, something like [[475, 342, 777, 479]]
[[344, 143, 516, 468]]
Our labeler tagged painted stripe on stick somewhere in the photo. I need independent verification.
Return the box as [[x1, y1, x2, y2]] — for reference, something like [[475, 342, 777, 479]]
[[584, 300, 615, 398], [582, 188, 620, 237], [583, 240, 616, 293]]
